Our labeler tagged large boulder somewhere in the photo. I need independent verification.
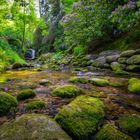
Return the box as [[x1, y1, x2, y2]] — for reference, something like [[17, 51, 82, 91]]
[[118, 115, 140, 138], [106, 55, 120, 63], [128, 78, 140, 94], [55, 96, 105, 139], [99, 50, 119, 57], [127, 55, 140, 64], [92, 57, 106, 67], [0, 114, 71, 140], [96, 124, 133, 140], [120, 50, 136, 57], [118, 57, 127, 64]]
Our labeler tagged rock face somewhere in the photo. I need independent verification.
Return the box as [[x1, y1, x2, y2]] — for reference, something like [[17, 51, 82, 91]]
[[55, 96, 105, 139], [0, 114, 72, 140], [96, 124, 133, 140]]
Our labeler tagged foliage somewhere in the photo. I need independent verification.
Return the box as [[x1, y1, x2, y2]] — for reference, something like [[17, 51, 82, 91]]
[[0, 92, 18, 116]]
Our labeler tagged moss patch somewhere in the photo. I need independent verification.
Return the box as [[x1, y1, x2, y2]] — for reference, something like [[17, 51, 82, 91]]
[[128, 78, 140, 94], [119, 115, 140, 137], [0, 114, 72, 140], [69, 77, 88, 84], [52, 85, 83, 98], [90, 78, 109, 86], [17, 89, 36, 101], [96, 124, 133, 140], [0, 92, 18, 116], [26, 100, 46, 110], [55, 96, 105, 139]]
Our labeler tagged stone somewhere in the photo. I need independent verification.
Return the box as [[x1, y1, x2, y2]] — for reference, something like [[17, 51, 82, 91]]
[[99, 50, 119, 57], [96, 124, 133, 140], [119, 115, 140, 137], [51, 85, 83, 98], [69, 77, 88, 84], [55, 96, 105, 139], [0, 114, 71, 140], [92, 57, 106, 67], [120, 50, 136, 57], [118, 57, 127, 64], [39, 79, 52, 86], [128, 78, 140, 94], [106, 55, 120, 63], [89, 78, 109, 86], [127, 55, 140, 64], [126, 65, 140, 71]]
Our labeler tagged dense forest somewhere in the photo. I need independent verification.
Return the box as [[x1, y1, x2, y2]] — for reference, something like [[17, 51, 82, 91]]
[[0, 0, 140, 140]]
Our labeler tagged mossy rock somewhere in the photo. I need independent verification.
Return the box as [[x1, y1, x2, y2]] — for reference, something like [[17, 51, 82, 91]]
[[114, 69, 129, 75], [128, 78, 140, 94], [120, 50, 136, 57], [119, 115, 140, 137], [69, 77, 88, 84], [0, 114, 71, 140], [96, 124, 133, 140], [109, 81, 125, 87], [118, 57, 127, 64], [26, 100, 46, 110], [127, 55, 140, 64], [0, 92, 18, 116], [52, 85, 83, 98], [90, 78, 109, 86], [126, 65, 140, 71], [17, 89, 36, 101], [55, 96, 105, 139], [39, 79, 52, 86]]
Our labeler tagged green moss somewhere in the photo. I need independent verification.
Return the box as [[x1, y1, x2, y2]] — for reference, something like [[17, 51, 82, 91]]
[[0, 76, 8, 83], [55, 96, 105, 139], [0, 92, 18, 116], [119, 115, 140, 136], [114, 69, 129, 75], [26, 100, 46, 110], [96, 124, 133, 140], [128, 78, 140, 93], [90, 78, 109, 86], [69, 77, 88, 84], [127, 55, 140, 65], [52, 85, 83, 98], [17, 89, 36, 101], [0, 114, 72, 140]]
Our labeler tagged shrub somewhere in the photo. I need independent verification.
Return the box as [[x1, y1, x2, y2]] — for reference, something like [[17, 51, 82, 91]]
[[17, 89, 36, 101], [0, 92, 18, 116]]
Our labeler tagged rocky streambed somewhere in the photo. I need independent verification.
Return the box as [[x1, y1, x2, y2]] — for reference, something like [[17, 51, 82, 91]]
[[0, 65, 140, 140]]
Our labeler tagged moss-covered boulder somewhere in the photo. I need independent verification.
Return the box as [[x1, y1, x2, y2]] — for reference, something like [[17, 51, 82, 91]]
[[0, 92, 18, 116], [126, 65, 140, 71], [55, 96, 105, 139], [128, 78, 140, 94], [52, 85, 82, 98], [26, 100, 46, 110], [39, 79, 52, 86], [119, 115, 140, 137], [69, 77, 88, 84], [96, 124, 133, 140], [17, 89, 36, 101], [127, 55, 140, 64], [111, 62, 129, 75], [120, 50, 136, 57], [118, 57, 127, 64], [90, 78, 109, 86], [0, 114, 71, 140]]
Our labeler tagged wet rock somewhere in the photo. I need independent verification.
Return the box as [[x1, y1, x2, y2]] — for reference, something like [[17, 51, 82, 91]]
[[128, 78, 140, 94], [0, 114, 71, 140], [52, 85, 83, 98], [120, 50, 136, 57], [89, 78, 109, 86], [118, 57, 127, 64], [119, 115, 140, 138], [39, 79, 52, 86], [127, 55, 140, 64], [55, 96, 105, 139], [106, 55, 120, 63], [96, 124, 133, 140]]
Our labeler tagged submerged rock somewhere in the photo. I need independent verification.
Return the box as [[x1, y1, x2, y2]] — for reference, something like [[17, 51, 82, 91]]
[[128, 78, 140, 94], [52, 85, 83, 98], [96, 124, 133, 140], [119, 115, 140, 138], [0, 114, 71, 140], [55, 96, 105, 139]]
